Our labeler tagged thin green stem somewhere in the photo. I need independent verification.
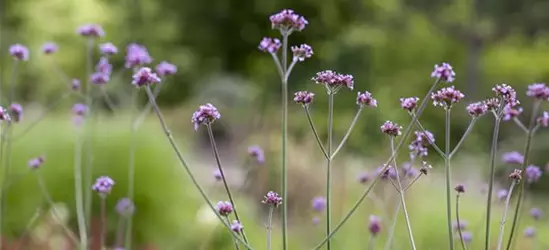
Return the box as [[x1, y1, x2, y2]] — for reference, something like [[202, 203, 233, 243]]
[[326, 93, 334, 250], [390, 138, 417, 250], [330, 108, 363, 160], [83, 38, 95, 237], [280, 31, 289, 250], [383, 201, 402, 250], [311, 79, 441, 250], [367, 235, 376, 250], [100, 86, 118, 112], [125, 88, 139, 250], [449, 118, 477, 159], [284, 60, 297, 82], [74, 125, 88, 249], [411, 114, 445, 158], [445, 108, 454, 250], [206, 124, 249, 243], [496, 180, 517, 250], [505, 101, 541, 250], [456, 194, 467, 250], [512, 118, 528, 134], [484, 117, 502, 250], [116, 217, 126, 248], [100, 197, 107, 249], [144, 86, 252, 249], [403, 173, 424, 192], [267, 206, 274, 250], [35, 171, 79, 245], [9, 61, 18, 103], [304, 106, 329, 159]]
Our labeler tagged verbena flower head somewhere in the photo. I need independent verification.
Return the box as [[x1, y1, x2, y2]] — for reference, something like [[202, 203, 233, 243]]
[[91, 72, 110, 85], [430, 63, 455, 83], [77, 24, 105, 37], [508, 169, 522, 181], [462, 231, 473, 243], [380, 121, 402, 136], [72, 103, 88, 116], [131, 67, 161, 87], [526, 83, 549, 100], [125, 43, 152, 68], [41, 42, 58, 55], [9, 103, 23, 123], [213, 169, 222, 181], [258, 37, 281, 54], [485, 98, 500, 111], [497, 189, 508, 201], [191, 103, 221, 131], [28, 156, 45, 169], [215, 201, 233, 216], [99, 42, 118, 55], [9, 44, 29, 61], [312, 70, 354, 91], [420, 161, 432, 175], [262, 191, 283, 207], [466, 101, 488, 117], [71, 79, 81, 90], [357, 91, 377, 108], [530, 208, 542, 220], [537, 111, 549, 127], [247, 145, 265, 164], [357, 171, 370, 184], [92, 176, 115, 195], [368, 215, 382, 236], [524, 227, 536, 238], [155, 61, 177, 77], [525, 165, 542, 183], [409, 131, 434, 158], [377, 165, 397, 180], [431, 86, 465, 109], [400, 97, 419, 112], [0, 107, 10, 122], [115, 198, 135, 217], [96, 57, 112, 75], [312, 196, 327, 212], [492, 84, 519, 108], [401, 163, 419, 178], [231, 220, 243, 233], [452, 220, 468, 231], [291, 44, 313, 61], [294, 91, 315, 106], [502, 106, 523, 121], [502, 151, 524, 165], [454, 184, 465, 193], [269, 9, 308, 33]]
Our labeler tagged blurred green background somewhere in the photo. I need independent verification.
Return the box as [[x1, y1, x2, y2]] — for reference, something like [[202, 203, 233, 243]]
[[1, 0, 549, 249]]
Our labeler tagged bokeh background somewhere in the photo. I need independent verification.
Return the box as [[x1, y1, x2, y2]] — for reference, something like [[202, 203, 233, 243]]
[[1, 0, 549, 249]]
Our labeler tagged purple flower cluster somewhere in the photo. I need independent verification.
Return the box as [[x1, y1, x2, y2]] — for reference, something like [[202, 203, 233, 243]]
[[191, 103, 221, 131], [311, 196, 327, 212], [431, 86, 465, 109], [357, 171, 370, 184], [377, 165, 397, 180], [524, 227, 536, 238], [357, 91, 377, 108], [502, 106, 523, 121], [72, 103, 88, 116], [526, 83, 549, 100], [529, 208, 542, 220], [91, 57, 112, 85], [497, 189, 509, 201], [452, 220, 468, 231], [502, 151, 524, 164], [125, 43, 152, 68], [294, 91, 315, 106], [100, 42, 118, 55], [525, 165, 542, 184], [431, 63, 456, 83], [41, 42, 58, 55], [9, 103, 23, 123], [28, 156, 45, 169], [466, 101, 488, 117], [409, 130, 435, 159], [9, 44, 29, 61], [380, 121, 402, 136], [537, 111, 549, 127], [131, 67, 161, 87], [231, 220, 244, 233], [77, 24, 105, 37], [92, 176, 115, 195], [400, 97, 419, 112], [262, 191, 283, 207], [454, 184, 465, 193], [492, 84, 519, 108], [248, 145, 265, 164], [215, 201, 233, 216], [368, 215, 382, 236], [213, 169, 222, 181], [71, 79, 81, 90], [0, 107, 9, 122], [401, 163, 419, 178], [312, 70, 354, 91], [291, 44, 313, 61], [155, 61, 177, 77], [116, 198, 135, 216], [258, 37, 282, 54], [269, 9, 308, 32]]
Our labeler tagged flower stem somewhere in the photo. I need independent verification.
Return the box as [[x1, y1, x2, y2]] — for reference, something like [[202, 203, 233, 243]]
[[367, 235, 376, 250], [311, 79, 440, 250], [267, 206, 274, 250], [445, 108, 454, 250], [326, 93, 334, 250], [144, 86, 252, 249], [383, 201, 402, 250], [206, 124, 249, 243], [83, 37, 95, 236], [280, 32, 289, 250], [125, 88, 139, 250], [100, 197, 107, 249], [304, 107, 328, 159], [484, 116, 502, 250], [456, 194, 467, 250], [403, 173, 424, 192], [330, 107, 363, 160], [74, 125, 88, 250], [411, 114, 445, 158], [116, 217, 126, 248], [449, 118, 477, 159], [505, 100, 541, 250], [496, 180, 517, 250]]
